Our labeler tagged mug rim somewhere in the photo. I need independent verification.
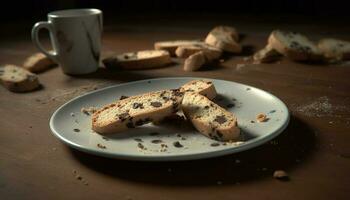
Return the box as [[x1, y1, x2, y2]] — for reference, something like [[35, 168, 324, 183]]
[[48, 8, 102, 18]]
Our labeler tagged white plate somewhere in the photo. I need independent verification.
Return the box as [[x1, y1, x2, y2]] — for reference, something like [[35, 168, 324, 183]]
[[50, 77, 289, 161]]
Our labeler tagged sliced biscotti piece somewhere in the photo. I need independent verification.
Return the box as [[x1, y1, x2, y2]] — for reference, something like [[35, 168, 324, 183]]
[[205, 26, 242, 53], [154, 40, 203, 56], [0, 65, 40, 92], [103, 50, 172, 70], [181, 92, 240, 141], [183, 51, 206, 71], [182, 48, 222, 72], [318, 38, 350, 60], [268, 30, 322, 61], [175, 43, 222, 59], [180, 80, 217, 100], [253, 44, 282, 63], [23, 52, 56, 73], [92, 89, 184, 134]]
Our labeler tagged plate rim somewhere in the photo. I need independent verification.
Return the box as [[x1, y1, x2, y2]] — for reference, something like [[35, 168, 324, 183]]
[[49, 77, 290, 161]]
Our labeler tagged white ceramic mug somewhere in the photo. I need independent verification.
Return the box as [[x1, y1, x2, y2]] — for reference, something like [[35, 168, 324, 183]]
[[32, 8, 103, 75]]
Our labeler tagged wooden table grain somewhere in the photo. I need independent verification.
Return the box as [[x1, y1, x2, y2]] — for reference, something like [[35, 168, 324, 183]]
[[1, 20, 350, 200]]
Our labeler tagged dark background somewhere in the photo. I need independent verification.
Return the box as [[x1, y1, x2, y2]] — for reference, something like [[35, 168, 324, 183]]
[[2, 0, 350, 23], [1, 0, 349, 40]]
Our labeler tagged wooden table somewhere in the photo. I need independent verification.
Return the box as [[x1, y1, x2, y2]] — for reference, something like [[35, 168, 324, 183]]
[[1, 19, 350, 199]]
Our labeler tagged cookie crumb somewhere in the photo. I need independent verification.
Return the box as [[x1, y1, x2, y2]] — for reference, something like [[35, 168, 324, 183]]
[[73, 128, 80, 132], [97, 143, 106, 149], [226, 103, 235, 108], [137, 143, 146, 150], [151, 139, 163, 144], [273, 170, 289, 181], [81, 107, 97, 115], [75, 175, 82, 180], [173, 141, 183, 148], [210, 142, 220, 147], [256, 113, 268, 122]]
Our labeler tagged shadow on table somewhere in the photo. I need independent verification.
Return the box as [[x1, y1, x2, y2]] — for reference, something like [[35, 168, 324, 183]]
[[66, 61, 180, 82], [68, 115, 317, 186]]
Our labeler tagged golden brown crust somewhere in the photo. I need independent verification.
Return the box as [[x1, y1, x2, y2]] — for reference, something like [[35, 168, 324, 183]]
[[0, 65, 40, 92], [103, 50, 172, 70], [23, 53, 56, 73]]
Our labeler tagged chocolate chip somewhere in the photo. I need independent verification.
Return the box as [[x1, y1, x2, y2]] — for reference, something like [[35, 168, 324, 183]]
[[171, 89, 183, 97], [119, 95, 129, 100], [214, 115, 227, 124], [173, 141, 183, 148], [204, 105, 210, 109], [137, 143, 146, 149], [118, 112, 130, 121], [151, 139, 163, 144], [124, 55, 129, 59], [134, 138, 143, 142], [159, 91, 167, 97], [133, 102, 144, 109], [102, 136, 109, 141], [162, 96, 170, 101], [206, 81, 212, 84], [126, 122, 135, 128], [150, 101, 162, 108]]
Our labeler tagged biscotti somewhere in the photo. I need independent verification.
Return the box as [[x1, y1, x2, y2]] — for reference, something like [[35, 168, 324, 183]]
[[92, 89, 184, 134], [0, 65, 40, 92], [318, 38, 350, 60], [23, 52, 56, 73], [181, 92, 240, 141], [154, 40, 203, 56], [175, 43, 222, 59], [268, 30, 323, 61], [180, 79, 217, 100], [253, 44, 282, 63], [205, 26, 242, 53], [103, 50, 172, 70]]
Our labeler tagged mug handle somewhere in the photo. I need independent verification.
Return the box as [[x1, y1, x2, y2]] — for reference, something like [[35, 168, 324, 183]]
[[31, 21, 58, 62]]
